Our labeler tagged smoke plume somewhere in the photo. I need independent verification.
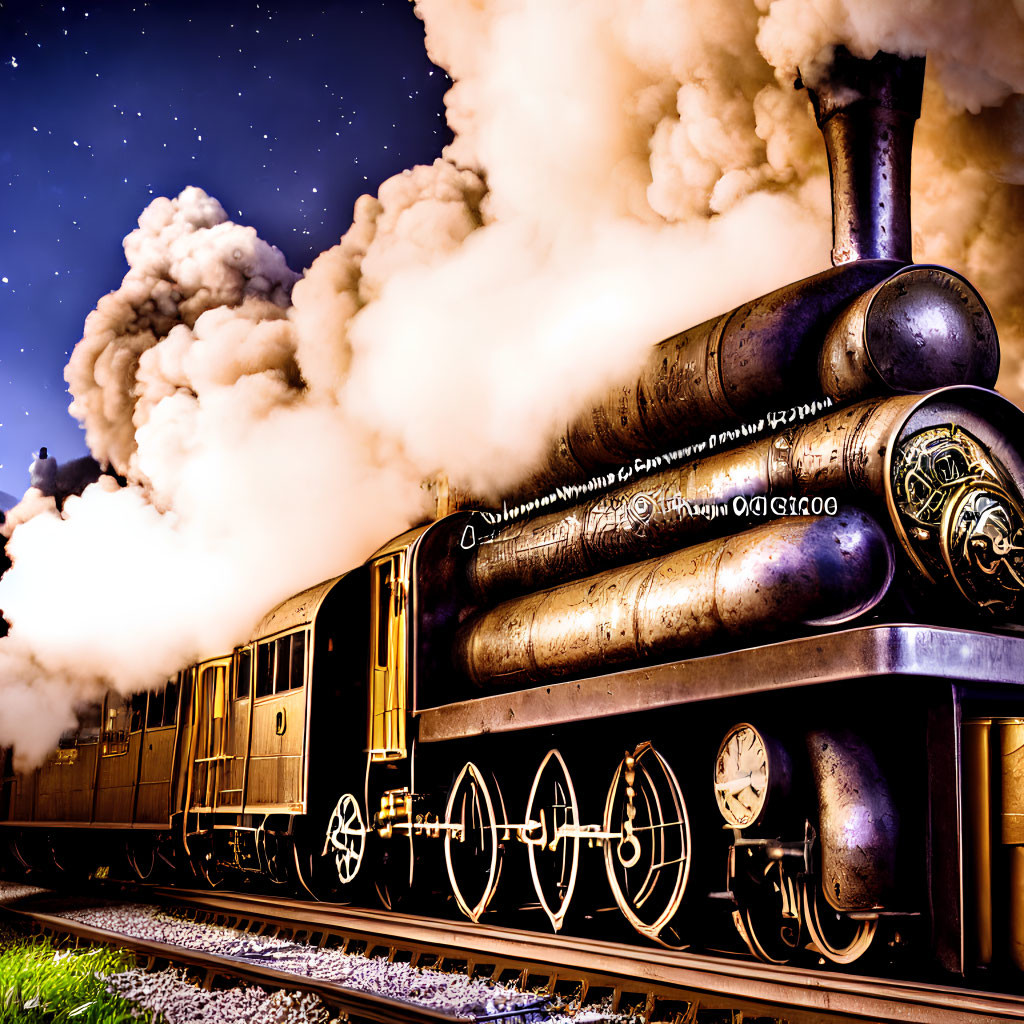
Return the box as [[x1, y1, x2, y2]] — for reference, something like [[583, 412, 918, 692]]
[[754, 0, 1024, 393], [2, 0, 1024, 767]]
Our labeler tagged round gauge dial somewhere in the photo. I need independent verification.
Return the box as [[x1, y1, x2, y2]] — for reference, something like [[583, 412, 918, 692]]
[[714, 723, 771, 828]]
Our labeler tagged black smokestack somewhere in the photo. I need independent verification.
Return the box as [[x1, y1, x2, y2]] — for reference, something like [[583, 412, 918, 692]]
[[807, 48, 926, 266]]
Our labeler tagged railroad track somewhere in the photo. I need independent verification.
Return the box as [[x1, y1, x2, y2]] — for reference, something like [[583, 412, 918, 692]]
[[5, 882, 1024, 1024], [148, 888, 1024, 1024], [0, 883, 547, 1024]]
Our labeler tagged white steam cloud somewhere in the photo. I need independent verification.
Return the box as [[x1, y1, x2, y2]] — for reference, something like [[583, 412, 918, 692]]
[[754, 0, 1024, 393], [2, 0, 1024, 768]]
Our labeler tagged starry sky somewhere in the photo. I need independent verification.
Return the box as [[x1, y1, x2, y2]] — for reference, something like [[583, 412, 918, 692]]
[[0, 0, 452, 503]]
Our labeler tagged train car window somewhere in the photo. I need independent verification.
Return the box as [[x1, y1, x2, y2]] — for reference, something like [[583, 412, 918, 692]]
[[163, 678, 180, 727], [202, 666, 226, 720], [255, 641, 274, 698], [274, 635, 290, 693], [130, 693, 147, 732], [77, 702, 102, 745], [57, 728, 77, 750], [235, 647, 251, 699], [146, 687, 165, 729], [376, 562, 392, 668], [102, 699, 130, 756], [288, 630, 303, 688]]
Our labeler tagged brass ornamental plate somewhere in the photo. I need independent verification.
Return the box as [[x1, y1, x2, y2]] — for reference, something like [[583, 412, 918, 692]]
[[942, 483, 1024, 615], [891, 424, 1024, 616]]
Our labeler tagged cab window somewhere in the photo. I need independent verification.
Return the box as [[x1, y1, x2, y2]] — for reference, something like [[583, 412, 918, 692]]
[[130, 693, 147, 732], [277, 632, 305, 691], [163, 677, 180, 726], [273, 635, 290, 692], [376, 562, 392, 667], [255, 641, 274, 698], [76, 702, 102, 745], [289, 633, 306, 689], [254, 632, 306, 698], [102, 698, 130, 756], [235, 647, 252, 699], [146, 688, 164, 729]]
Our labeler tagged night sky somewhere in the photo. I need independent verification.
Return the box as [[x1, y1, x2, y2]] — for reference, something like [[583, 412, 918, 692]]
[[0, 0, 451, 502]]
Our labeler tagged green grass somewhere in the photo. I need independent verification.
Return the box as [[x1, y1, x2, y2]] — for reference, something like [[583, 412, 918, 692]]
[[0, 926, 158, 1023]]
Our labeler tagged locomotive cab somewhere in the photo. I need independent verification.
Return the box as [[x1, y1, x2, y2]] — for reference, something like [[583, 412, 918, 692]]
[[179, 568, 372, 886]]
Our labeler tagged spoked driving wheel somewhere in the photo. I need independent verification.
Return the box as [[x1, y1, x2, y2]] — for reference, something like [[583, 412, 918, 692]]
[[731, 858, 803, 964], [802, 880, 877, 964], [444, 762, 503, 922], [603, 742, 691, 948], [324, 793, 366, 886], [524, 749, 580, 932]]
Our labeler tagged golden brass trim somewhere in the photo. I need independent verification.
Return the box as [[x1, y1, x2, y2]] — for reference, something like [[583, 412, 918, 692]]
[[375, 787, 412, 840], [1013, 847, 1024, 972], [1000, 720, 1024, 847], [368, 551, 410, 761], [964, 719, 993, 966]]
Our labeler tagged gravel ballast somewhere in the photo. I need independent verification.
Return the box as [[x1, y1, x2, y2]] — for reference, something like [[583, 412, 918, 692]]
[[0, 881, 624, 1023], [105, 967, 337, 1024], [51, 900, 544, 1018]]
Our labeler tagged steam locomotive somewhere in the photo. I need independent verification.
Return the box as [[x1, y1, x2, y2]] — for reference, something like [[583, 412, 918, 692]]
[[2, 48, 1024, 987]]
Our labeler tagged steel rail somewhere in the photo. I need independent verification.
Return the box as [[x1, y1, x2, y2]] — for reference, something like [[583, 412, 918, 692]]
[[0, 895, 506, 1024], [149, 887, 1024, 1024]]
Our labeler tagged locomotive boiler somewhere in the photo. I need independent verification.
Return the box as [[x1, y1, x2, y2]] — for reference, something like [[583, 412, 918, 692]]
[[2, 45, 1024, 992]]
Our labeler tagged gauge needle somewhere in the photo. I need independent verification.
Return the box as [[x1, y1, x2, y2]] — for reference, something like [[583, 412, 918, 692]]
[[715, 772, 765, 795], [715, 773, 751, 795]]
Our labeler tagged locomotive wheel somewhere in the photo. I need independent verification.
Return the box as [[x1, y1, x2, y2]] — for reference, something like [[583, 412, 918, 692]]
[[372, 821, 416, 911], [126, 836, 159, 883], [524, 749, 580, 932], [8, 833, 38, 876], [11, 831, 58, 878], [188, 833, 223, 889], [4, 836, 31, 876], [292, 836, 332, 901], [603, 742, 691, 948], [801, 880, 877, 964], [731, 859, 803, 965], [256, 822, 292, 886], [324, 793, 367, 887], [196, 853, 223, 888], [444, 761, 503, 922], [48, 834, 75, 877]]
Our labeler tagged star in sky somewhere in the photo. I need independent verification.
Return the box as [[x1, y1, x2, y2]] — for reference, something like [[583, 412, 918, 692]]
[[0, 0, 452, 501]]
